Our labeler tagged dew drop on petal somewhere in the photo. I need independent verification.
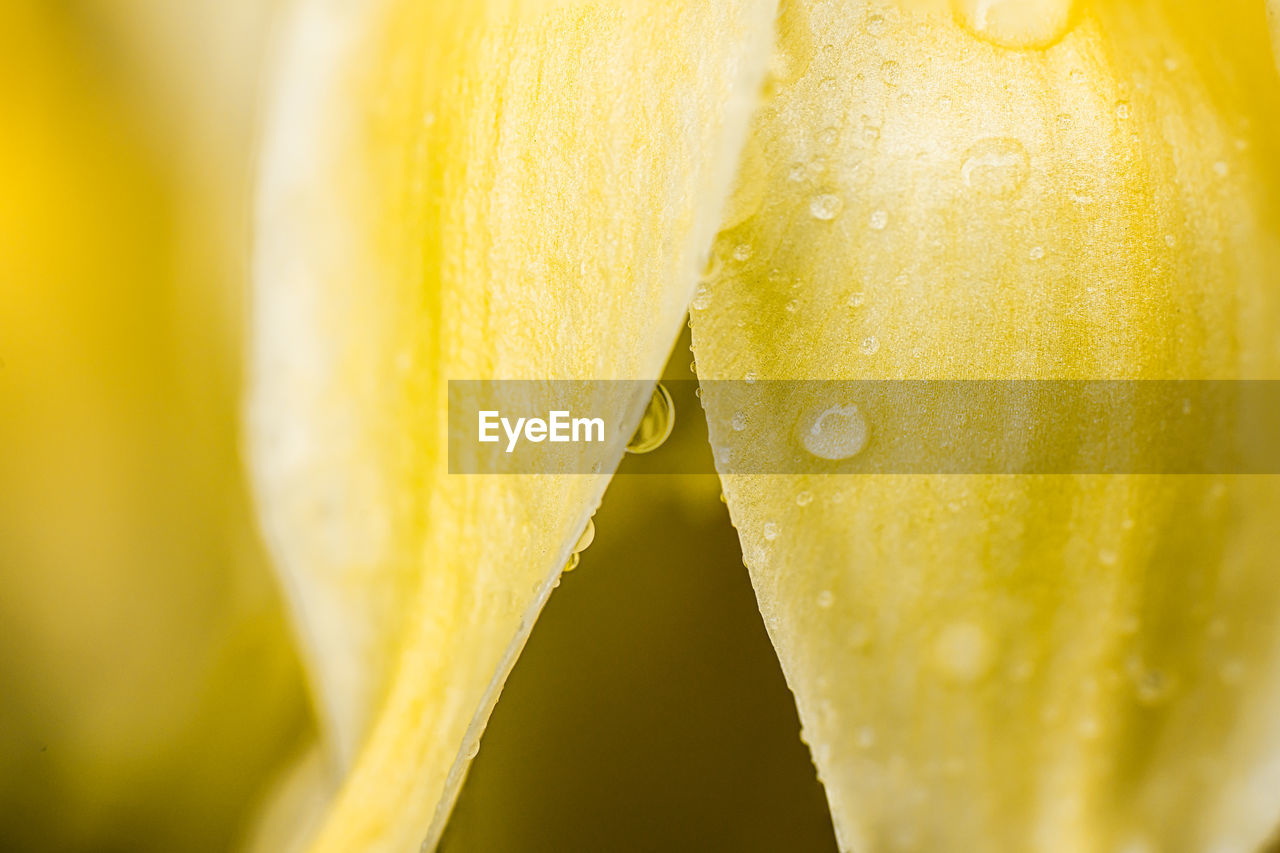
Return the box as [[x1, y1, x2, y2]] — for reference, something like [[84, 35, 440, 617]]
[[627, 382, 675, 454], [953, 0, 1075, 50], [961, 137, 1030, 198], [869, 210, 889, 230], [797, 404, 870, 461], [810, 193, 845, 220], [933, 621, 995, 684]]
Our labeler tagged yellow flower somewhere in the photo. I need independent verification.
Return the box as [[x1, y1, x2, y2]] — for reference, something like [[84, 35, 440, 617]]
[[7, 1, 1280, 852]]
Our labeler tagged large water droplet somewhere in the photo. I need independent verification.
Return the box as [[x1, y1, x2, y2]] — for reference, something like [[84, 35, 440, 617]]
[[953, 0, 1075, 50], [796, 404, 870, 461], [961, 137, 1030, 198], [933, 621, 995, 684], [627, 383, 675, 454]]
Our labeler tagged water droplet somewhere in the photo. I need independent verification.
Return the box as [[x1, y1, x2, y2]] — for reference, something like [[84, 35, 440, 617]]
[[933, 621, 995, 684], [860, 336, 881, 355], [1135, 669, 1173, 705], [796, 403, 870, 461], [627, 383, 675, 454], [848, 292, 866, 308], [788, 162, 808, 182], [849, 623, 874, 650], [869, 209, 889, 230], [563, 518, 597, 573], [809, 193, 845, 221], [1115, 100, 1132, 120], [763, 521, 780, 541], [865, 14, 887, 36], [785, 299, 799, 313], [731, 411, 748, 432], [818, 126, 840, 146], [796, 490, 814, 507], [817, 590, 835, 608], [733, 243, 754, 262], [1164, 234, 1177, 248], [953, 0, 1076, 50], [863, 125, 881, 144], [1220, 659, 1246, 685], [961, 137, 1030, 198], [1029, 245, 1045, 260], [691, 286, 711, 311], [689, 359, 697, 375], [744, 372, 759, 384]]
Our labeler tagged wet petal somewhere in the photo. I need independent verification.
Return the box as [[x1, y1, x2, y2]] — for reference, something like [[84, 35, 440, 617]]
[[692, 1, 1280, 850]]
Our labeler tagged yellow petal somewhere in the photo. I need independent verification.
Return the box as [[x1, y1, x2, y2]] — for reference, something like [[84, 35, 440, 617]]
[[692, 1, 1280, 850], [248, 0, 777, 848]]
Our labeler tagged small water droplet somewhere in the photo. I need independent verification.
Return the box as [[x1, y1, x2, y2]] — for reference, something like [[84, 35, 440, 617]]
[[849, 622, 874, 650], [817, 590, 835, 608], [869, 209, 889, 230], [1220, 659, 1246, 685], [865, 14, 887, 36], [691, 286, 711, 311], [796, 490, 814, 507], [933, 621, 995, 684], [1029, 245, 1045, 260], [1164, 234, 1177, 248], [818, 126, 840, 146], [1115, 100, 1132, 120], [1135, 669, 1173, 705], [860, 336, 881, 355], [731, 411, 748, 432], [744, 372, 759, 384], [763, 521, 780, 541], [562, 519, 597, 573], [788, 162, 808, 182], [796, 403, 870, 461], [863, 125, 881, 144], [689, 359, 697, 375], [848, 292, 866, 308], [733, 243, 754, 262], [961, 137, 1030, 198], [785, 299, 799, 313], [627, 383, 675, 454], [809, 193, 845, 221]]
